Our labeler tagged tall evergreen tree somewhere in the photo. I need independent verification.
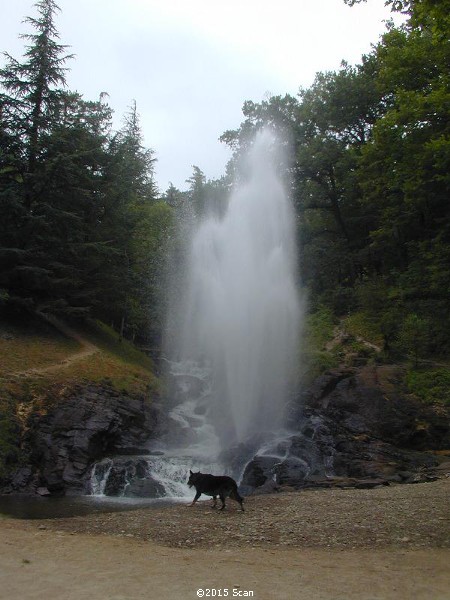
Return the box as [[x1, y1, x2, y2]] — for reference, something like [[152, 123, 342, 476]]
[[0, 0, 73, 205], [0, 0, 74, 310], [186, 165, 206, 217]]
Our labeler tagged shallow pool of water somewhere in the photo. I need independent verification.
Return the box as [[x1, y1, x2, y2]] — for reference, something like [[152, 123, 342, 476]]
[[0, 495, 183, 520]]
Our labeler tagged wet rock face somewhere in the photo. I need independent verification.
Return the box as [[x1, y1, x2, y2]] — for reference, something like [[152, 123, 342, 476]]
[[4, 365, 449, 497], [6, 384, 161, 495], [299, 366, 450, 451], [243, 366, 450, 493], [91, 456, 166, 498]]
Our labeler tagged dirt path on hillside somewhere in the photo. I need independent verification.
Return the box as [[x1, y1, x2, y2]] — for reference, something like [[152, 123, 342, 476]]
[[14, 313, 99, 378], [1, 480, 449, 600]]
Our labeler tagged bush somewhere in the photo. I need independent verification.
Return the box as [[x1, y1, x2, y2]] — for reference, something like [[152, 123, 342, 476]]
[[406, 367, 450, 405], [399, 314, 429, 367], [303, 305, 336, 351], [0, 396, 21, 480], [300, 306, 339, 380], [344, 311, 384, 347]]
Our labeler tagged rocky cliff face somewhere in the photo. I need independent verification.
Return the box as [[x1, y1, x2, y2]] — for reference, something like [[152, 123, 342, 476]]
[[3, 384, 162, 495], [3, 365, 449, 497], [241, 365, 450, 493]]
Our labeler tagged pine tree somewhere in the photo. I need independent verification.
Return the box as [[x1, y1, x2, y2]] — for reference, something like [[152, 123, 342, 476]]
[[0, 0, 73, 206], [0, 0, 75, 310]]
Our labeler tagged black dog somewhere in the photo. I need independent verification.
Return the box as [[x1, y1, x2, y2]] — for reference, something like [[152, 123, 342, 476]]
[[187, 470, 244, 511]]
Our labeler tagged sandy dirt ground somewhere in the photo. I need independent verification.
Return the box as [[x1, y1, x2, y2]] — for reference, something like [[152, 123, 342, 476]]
[[1, 480, 449, 600], [1, 520, 449, 600]]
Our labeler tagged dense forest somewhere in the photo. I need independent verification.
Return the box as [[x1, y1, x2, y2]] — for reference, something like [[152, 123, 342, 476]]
[[0, 0, 173, 346], [1, 0, 449, 364], [221, 0, 450, 363]]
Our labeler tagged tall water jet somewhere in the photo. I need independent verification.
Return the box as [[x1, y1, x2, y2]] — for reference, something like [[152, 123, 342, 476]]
[[168, 129, 301, 449], [88, 130, 302, 499]]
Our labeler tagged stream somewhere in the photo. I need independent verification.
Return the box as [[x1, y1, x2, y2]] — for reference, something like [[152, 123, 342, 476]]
[[0, 494, 183, 520]]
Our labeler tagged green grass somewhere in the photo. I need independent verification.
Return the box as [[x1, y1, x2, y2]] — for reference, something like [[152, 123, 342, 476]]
[[0, 315, 159, 397], [303, 305, 336, 351], [300, 306, 340, 380], [406, 366, 450, 406], [0, 313, 161, 481], [343, 311, 384, 348], [79, 319, 155, 372], [0, 318, 81, 376]]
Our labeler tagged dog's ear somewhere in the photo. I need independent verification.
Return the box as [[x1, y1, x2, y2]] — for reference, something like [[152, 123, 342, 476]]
[[189, 470, 193, 475]]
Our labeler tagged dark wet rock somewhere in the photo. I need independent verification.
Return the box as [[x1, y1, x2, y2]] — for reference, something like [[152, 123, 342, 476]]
[[299, 365, 450, 451], [241, 455, 280, 488], [126, 477, 165, 498], [276, 456, 310, 485], [247, 479, 280, 495], [91, 456, 165, 498], [219, 435, 270, 479], [354, 479, 390, 489], [10, 467, 32, 489], [245, 365, 449, 494], [113, 447, 152, 456], [4, 384, 161, 496], [4, 361, 449, 498]]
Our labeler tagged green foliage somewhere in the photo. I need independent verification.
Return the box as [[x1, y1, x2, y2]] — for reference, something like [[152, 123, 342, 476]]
[[222, 3, 449, 357], [304, 351, 340, 381], [304, 305, 336, 350], [0, 395, 20, 479], [0, 289, 9, 305], [344, 311, 384, 348], [80, 320, 156, 372], [399, 313, 429, 366], [0, 2, 171, 347], [127, 200, 174, 342], [406, 367, 450, 405], [301, 306, 339, 379], [1, 0, 448, 364], [186, 166, 207, 217]]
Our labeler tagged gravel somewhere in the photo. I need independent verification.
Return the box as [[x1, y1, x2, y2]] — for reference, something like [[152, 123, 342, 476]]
[[40, 479, 450, 550]]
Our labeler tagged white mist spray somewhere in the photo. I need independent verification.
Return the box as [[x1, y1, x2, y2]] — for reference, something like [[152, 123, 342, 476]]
[[176, 129, 301, 445], [87, 130, 302, 499]]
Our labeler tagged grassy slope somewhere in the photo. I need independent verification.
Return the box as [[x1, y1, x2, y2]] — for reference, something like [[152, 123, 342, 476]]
[[0, 316, 159, 396], [302, 307, 450, 406], [0, 314, 160, 478]]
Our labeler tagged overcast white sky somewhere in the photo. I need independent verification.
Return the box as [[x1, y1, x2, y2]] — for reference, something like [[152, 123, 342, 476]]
[[1, 0, 400, 192]]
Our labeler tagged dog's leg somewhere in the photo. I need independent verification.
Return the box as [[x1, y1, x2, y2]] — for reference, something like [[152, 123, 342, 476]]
[[190, 491, 201, 506], [211, 496, 217, 508], [231, 489, 245, 511], [219, 494, 226, 510]]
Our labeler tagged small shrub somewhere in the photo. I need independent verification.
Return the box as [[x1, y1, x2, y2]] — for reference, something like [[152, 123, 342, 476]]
[[406, 367, 450, 405], [399, 314, 429, 367], [344, 312, 384, 347], [303, 305, 336, 351], [0, 396, 21, 480]]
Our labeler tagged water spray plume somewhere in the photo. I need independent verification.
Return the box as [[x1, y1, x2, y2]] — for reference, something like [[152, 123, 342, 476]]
[[174, 128, 301, 445], [90, 129, 302, 498]]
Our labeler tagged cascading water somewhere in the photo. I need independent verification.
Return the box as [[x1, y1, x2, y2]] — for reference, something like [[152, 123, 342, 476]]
[[89, 129, 304, 499]]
